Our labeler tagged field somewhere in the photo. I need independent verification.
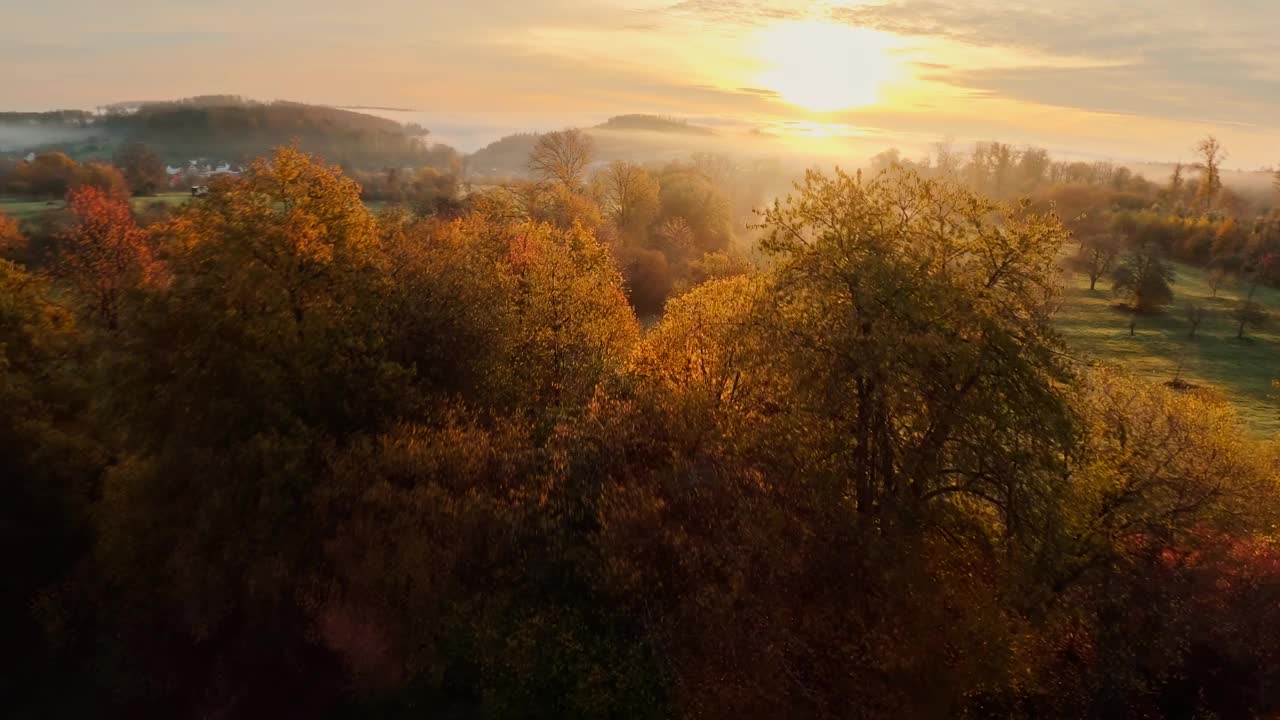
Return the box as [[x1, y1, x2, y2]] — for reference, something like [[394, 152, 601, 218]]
[[1057, 257, 1280, 436], [1, 192, 191, 222]]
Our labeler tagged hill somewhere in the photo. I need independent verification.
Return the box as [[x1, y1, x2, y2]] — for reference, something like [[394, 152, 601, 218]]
[[0, 98, 455, 171], [465, 116, 721, 178], [595, 114, 717, 136]]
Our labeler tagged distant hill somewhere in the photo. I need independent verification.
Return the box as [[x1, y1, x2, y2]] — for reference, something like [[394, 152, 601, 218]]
[[595, 114, 717, 136], [0, 98, 456, 171], [466, 116, 720, 178]]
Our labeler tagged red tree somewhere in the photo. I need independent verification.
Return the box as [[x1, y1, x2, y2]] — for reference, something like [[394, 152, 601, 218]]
[[57, 186, 159, 329]]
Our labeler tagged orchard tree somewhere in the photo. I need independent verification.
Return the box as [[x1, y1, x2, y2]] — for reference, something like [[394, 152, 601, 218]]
[[1234, 300, 1268, 339], [1077, 234, 1121, 290], [1206, 266, 1231, 297], [1185, 301, 1207, 338], [1113, 242, 1175, 313]]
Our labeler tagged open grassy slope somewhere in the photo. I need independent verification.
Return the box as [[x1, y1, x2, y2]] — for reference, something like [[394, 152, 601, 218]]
[[1057, 258, 1280, 436], [1, 193, 191, 222]]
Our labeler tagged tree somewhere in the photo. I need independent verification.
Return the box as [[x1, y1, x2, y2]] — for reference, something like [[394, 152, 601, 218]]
[[1192, 135, 1226, 211], [1169, 161, 1185, 199], [1233, 300, 1268, 339], [1077, 234, 1121, 290], [529, 128, 594, 192], [593, 160, 659, 237], [1206, 266, 1230, 297], [1113, 242, 1175, 313], [1185, 301, 1207, 338], [55, 185, 158, 330], [0, 255, 103, 715], [112, 142, 167, 196], [10, 152, 80, 197], [0, 210, 23, 254], [756, 167, 1072, 520], [77, 162, 130, 200]]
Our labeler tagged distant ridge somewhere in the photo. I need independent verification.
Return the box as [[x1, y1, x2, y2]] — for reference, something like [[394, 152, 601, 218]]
[[338, 105, 419, 113], [596, 114, 717, 136]]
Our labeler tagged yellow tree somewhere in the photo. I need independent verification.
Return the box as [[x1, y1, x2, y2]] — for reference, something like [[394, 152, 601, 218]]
[[755, 167, 1072, 524], [0, 210, 23, 254], [1193, 135, 1226, 211], [593, 160, 660, 237]]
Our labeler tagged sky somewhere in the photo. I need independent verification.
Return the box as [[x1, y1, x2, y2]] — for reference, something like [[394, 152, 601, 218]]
[[3, 0, 1279, 165]]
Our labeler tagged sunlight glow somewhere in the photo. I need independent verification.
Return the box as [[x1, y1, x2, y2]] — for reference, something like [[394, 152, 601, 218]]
[[754, 21, 902, 112]]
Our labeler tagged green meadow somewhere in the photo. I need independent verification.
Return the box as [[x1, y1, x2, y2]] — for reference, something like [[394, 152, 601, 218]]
[[0, 192, 191, 222], [1057, 258, 1280, 435]]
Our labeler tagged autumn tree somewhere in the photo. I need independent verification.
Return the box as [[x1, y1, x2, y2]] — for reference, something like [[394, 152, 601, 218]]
[[1112, 242, 1175, 313], [756, 167, 1072, 521], [529, 128, 594, 192], [55, 185, 158, 330], [112, 141, 167, 196], [655, 167, 732, 257], [78, 149, 411, 715], [0, 210, 23, 255], [77, 162, 130, 200], [1193, 135, 1226, 211], [593, 160, 660, 237], [0, 257, 100, 714]]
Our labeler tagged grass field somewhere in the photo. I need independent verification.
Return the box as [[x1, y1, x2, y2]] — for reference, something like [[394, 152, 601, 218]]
[[0, 192, 192, 223], [1057, 258, 1280, 436]]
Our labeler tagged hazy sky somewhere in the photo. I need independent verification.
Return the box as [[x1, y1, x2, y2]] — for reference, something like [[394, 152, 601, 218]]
[[4, 0, 1278, 164]]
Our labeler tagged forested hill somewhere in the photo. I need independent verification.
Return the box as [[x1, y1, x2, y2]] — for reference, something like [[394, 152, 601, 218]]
[[466, 115, 719, 177], [0, 98, 456, 171], [596, 114, 718, 135]]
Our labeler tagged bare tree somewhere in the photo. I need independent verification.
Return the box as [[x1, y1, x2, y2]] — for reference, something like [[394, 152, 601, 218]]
[[1192, 136, 1226, 211], [529, 128, 595, 192]]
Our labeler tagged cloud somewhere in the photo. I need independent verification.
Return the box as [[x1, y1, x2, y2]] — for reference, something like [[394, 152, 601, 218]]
[[833, 0, 1280, 131], [664, 0, 806, 26]]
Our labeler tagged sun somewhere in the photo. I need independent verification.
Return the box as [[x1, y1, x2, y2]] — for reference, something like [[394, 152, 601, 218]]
[[754, 21, 901, 112]]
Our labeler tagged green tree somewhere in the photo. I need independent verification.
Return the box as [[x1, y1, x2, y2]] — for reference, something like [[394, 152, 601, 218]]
[[1112, 242, 1175, 312], [1185, 301, 1207, 338], [1077, 234, 1121, 290]]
